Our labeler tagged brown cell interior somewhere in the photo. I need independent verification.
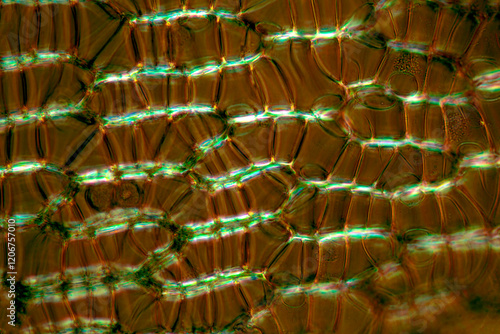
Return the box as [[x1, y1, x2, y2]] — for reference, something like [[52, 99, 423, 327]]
[[1, 0, 500, 333]]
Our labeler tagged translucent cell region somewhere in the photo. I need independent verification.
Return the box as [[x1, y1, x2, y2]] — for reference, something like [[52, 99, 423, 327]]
[[1, 0, 500, 333]]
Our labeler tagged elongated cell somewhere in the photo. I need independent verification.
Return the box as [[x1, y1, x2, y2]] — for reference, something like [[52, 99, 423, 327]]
[[1, 0, 500, 333]]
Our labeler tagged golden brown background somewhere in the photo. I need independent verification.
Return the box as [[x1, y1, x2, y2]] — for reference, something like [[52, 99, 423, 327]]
[[1, 0, 500, 333]]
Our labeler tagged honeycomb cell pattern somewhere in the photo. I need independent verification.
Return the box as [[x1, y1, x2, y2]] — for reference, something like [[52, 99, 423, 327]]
[[0, 0, 500, 333]]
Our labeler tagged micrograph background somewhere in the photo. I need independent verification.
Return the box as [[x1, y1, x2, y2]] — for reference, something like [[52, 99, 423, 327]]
[[1, 0, 500, 333]]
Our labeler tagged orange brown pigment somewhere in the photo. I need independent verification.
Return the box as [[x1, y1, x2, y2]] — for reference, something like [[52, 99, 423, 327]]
[[1, 0, 500, 333]]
